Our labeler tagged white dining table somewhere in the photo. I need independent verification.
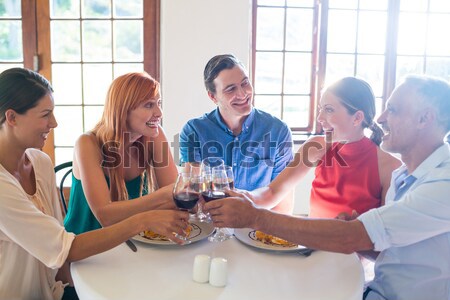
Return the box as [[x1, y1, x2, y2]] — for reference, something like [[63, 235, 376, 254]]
[[71, 233, 364, 300]]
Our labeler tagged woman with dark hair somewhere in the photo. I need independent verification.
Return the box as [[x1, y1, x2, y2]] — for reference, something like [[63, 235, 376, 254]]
[[240, 77, 401, 218], [64, 72, 179, 234], [0, 68, 188, 300]]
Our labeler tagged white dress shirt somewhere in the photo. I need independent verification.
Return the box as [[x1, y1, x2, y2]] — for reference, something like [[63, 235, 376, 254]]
[[359, 144, 450, 300]]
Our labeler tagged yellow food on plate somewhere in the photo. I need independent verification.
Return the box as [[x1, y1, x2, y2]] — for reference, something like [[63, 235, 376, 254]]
[[143, 225, 192, 241], [143, 231, 170, 241], [255, 230, 297, 247]]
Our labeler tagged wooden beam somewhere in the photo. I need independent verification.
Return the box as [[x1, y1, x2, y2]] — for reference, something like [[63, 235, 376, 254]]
[[22, 0, 37, 70], [144, 0, 160, 81], [36, 0, 55, 164]]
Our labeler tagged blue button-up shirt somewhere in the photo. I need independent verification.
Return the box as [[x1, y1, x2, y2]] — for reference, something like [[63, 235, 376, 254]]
[[179, 108, 293, 191], [359, 144, 450, 300]]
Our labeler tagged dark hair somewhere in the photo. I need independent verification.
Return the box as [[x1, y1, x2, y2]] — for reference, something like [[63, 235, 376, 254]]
[[326, 77, 383, 146], [203, 54, 245, 94], [403, 75, 450, 133], [0, 68, 53, 125]]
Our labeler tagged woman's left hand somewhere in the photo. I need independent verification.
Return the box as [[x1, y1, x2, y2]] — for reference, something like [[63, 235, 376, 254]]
[[335, 210, 359, 221]]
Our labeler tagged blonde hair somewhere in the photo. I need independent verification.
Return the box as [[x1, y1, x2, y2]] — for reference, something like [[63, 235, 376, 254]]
[[92, 72, 159, 201]]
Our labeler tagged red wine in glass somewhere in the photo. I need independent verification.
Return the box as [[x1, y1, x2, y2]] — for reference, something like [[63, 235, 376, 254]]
[[228, 179, 234, 190], [173, 192, 199, 210], [201, 191, 228, 202]]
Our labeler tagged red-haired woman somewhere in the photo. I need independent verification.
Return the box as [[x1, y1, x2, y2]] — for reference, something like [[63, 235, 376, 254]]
[[64, 72, 178, 234]]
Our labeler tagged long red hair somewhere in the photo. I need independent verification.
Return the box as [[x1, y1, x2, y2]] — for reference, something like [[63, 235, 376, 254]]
[[92, 72, 159, 201]]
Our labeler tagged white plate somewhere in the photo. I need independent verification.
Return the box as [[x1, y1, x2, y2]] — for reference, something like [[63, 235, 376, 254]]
[[234, 228, 307, 252], [132, 221, 215, 245]]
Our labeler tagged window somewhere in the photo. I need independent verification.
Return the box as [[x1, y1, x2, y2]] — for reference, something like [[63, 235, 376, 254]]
[[396, 0, 450, 80], [252, 0, 450, 137], [0, 0, 160, 164], [0, 0, 23, 72], [50, 0, 148, 166], [253, 0, 316, 133]]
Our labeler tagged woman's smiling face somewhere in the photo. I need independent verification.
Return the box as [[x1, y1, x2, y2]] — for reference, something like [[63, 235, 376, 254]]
[[317, 90, 363, 142], [126, 95, 163, 142], [12, 93, 58, 149]]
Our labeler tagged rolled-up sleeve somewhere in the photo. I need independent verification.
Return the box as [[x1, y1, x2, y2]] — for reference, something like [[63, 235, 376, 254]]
[[358, 208, 390, 251], [358, 178, 450, 252]]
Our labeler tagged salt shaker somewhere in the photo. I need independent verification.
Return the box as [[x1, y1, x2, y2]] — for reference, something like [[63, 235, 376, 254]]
[[192, 254, 211, 283], [209, 257, 228, 287]]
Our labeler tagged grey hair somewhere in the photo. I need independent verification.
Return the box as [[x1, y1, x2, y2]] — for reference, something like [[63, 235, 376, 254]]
[[402, 75, 450, 133]]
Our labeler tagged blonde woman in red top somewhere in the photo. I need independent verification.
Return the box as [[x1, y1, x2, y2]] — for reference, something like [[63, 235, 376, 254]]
[[242, 77, 401, 218]]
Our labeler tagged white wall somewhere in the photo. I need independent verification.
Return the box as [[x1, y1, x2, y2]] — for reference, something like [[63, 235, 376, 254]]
[[161, 0, 251, 147], [160, 0, 310, 215], [292, 145, 313, 215]]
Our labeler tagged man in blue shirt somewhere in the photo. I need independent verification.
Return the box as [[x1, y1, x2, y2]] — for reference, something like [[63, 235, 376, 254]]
[[180, 54, 293, 213], [204, 75, 450, 300]]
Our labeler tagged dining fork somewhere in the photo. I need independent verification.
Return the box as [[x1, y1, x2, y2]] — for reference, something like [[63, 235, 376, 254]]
[[125, 239, 137, 252]]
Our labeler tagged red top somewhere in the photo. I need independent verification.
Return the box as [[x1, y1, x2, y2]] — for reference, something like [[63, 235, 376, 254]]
[[309, 137, 381, 218]]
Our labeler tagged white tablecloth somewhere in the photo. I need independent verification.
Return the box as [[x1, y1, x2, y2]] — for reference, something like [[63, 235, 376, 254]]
[[71, 237, 364, 300]]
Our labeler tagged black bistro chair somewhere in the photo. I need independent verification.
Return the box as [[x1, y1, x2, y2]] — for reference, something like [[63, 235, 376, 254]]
[[54, 161, 73, 215]]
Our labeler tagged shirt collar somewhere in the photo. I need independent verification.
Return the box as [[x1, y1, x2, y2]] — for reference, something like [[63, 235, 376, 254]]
[[411, 144, 450, 179], [393, 144, 450, 181], [213, 107, 255, 135]]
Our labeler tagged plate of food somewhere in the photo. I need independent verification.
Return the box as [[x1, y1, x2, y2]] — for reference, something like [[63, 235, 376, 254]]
[[132, 221, 215, 245], [234, 228, 307, 252]]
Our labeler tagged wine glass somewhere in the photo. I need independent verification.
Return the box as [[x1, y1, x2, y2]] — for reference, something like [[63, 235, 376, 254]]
[[188, 162, 209, 222], [199, 157, 224, 222], [200, 157, 224, 182], [172, 172, 201, 243], [206, 166, 234, 242], [222, 165, 234, 190]]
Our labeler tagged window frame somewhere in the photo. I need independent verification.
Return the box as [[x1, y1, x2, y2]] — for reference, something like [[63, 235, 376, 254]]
[[251, 0, 410, 138], [16, 0, 160, 164]]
